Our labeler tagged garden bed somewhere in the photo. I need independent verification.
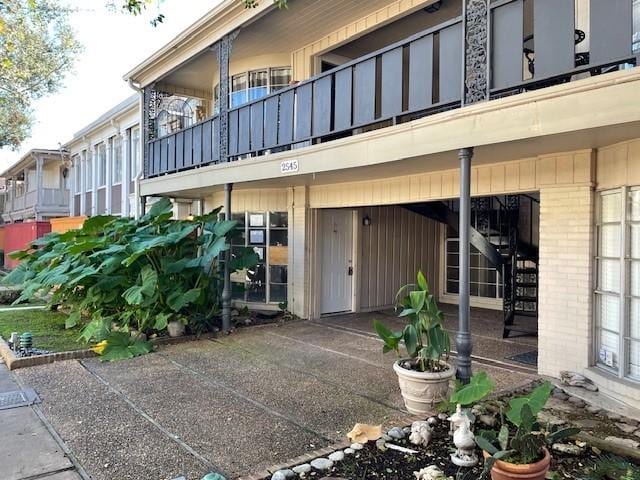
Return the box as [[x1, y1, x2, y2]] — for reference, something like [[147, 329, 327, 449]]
[[263, 383, 640, 480]]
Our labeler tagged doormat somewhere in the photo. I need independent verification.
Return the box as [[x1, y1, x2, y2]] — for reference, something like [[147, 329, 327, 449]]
[[506, 350, 538, 367]]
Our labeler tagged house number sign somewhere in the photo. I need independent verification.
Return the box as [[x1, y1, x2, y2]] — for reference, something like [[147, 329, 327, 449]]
[[280, 160, 299, 174]]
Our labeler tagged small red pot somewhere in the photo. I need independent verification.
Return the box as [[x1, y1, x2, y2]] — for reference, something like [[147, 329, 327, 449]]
[[483, 447, 551, 480]]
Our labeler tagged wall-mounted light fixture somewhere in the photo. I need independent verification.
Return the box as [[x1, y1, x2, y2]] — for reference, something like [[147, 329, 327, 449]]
[[363, 215, 371, 227], [424, 1, 442, 14]]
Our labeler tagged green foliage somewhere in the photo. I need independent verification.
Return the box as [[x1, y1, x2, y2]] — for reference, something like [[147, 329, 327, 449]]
[[450, 371, 495, 406], [4, 199, 257, 360], [0, 0, 82, 148], [476, 381, 580, 476], [99, 332, 153, 361], [373, 271, 450, 372], [119, 0, 289, 27], [506, 381, 553, 427], [583, 455, 640, 480]]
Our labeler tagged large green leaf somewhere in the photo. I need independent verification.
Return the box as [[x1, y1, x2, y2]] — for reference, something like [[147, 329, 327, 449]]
[[167, 288, 202, 312], [409, 289, 426, 312], [373, 319, 402, 354], [450, 371, 495, 406], [475, 434, 498, 455], [403, 324, 419, 357], [416, 270, 428, 291], [123, 266, 158, 305], [507, 381, 553, 427], [99, 332, 154, 362]]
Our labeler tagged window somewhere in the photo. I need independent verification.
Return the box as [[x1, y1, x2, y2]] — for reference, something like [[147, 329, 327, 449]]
[[595, 188, 640, 380], [222, 67, 292, 110], [112, 136, 122, 184], [231, 211, 288, 304], [85, 150, 93, 191], [445, 236, 503, 300], [131, 128, 141, 177], [97, 143, 107, 187]]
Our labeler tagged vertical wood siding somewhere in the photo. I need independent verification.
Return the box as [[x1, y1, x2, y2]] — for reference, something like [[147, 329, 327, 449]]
[[359, 205, 440, 310]]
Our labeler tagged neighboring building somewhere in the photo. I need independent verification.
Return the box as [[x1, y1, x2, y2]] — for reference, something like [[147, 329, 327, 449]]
[[0, 149, 71, 223], [124, 0, 640, 407], [64, 95, 142, 219]]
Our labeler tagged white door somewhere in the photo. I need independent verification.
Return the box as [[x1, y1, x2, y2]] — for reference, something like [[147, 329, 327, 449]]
[[320, 209, 354, 314]]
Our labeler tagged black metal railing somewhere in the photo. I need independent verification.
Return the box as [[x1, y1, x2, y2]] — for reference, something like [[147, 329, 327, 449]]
[[146, 0, 637, 178]]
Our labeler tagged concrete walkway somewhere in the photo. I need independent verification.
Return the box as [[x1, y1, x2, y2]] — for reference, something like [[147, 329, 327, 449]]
[[13, 317, 537, 480], [0, 362, 81, 480]]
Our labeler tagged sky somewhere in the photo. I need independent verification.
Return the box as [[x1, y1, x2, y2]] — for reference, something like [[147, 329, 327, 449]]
[[0, 0, 222, 171]]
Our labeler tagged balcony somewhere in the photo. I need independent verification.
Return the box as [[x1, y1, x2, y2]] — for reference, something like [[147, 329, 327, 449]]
[[1, 189, 70, 218], [146, 0, 638, 179]]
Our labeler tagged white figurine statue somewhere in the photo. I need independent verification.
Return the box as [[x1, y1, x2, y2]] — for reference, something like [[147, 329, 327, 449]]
[[447, 403, 466, 436], [414, 465, 452, 480], [449, 404, 479, 468], [409, 420, 432, 447]]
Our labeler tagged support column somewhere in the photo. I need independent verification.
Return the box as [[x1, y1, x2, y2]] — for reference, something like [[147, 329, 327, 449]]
[[463, 0, 490, 105], [221, 183, 233, 333], [91, 146, 98, 216], [69, 156, 76, 217], [215, 30, 239, 163], [456, 147, 474, 384], [79, 151, 86, 216], [105, 138, 113, 214], [35, 157, 43, 221], [122, 130, 131, 218]]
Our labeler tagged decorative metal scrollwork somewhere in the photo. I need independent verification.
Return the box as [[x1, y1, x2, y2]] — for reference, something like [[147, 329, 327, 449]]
[[464, 0, 489, 104], [216, 30, 240, 163]]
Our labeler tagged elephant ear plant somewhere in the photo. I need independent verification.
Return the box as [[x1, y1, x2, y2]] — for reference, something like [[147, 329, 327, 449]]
[[475, 381, 580, 479], [3, 198, 257, 361], [374, 271, 450, 372]]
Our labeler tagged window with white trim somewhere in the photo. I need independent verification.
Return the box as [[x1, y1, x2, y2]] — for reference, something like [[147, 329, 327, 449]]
[[73, 155, 81, 194], [97, 143, 107, 187], [595, 188, 640, 380], [112, 136, 122, 184], [84, 150, 92, 191]]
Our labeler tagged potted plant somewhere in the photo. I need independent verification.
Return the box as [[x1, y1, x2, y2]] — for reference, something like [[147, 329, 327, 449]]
[[476, 382, 580, 480], [373, 271, 454, 415]]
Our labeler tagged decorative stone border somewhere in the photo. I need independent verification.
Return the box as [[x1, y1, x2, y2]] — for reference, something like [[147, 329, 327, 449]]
[[0, 331, 220, 370], [0, 336, 96, 370]]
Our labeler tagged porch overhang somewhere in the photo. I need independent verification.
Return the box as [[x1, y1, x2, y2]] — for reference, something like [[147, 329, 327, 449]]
[[140, 67, 640, 198]]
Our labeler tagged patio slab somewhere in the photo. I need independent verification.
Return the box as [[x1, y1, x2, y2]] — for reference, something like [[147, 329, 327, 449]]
[[15, 317, 537, 480]]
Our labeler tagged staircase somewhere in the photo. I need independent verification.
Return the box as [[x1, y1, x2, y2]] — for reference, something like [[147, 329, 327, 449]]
[[404, 194, 539, 338]]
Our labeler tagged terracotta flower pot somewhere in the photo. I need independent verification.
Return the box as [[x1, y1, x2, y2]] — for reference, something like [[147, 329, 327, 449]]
[[393, 359, 454, 415], [483, 448, 551, 480]]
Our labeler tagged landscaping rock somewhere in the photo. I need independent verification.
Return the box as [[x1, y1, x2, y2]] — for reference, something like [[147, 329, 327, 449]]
[[438, 413, 449, 421], [478, 414, 497, 427], [574, 419, 601, 430], [552, 443, 584, 455], [427, 417, 439, 426], [381, 433, 392, 441], [343, 448, 355, 455], [553, 391, 569, 401], [604, 436, 640, 449], [350, 443, 364, 450], [292, 464, 311, 475], [0, 286, 21, 305], [328, 451, 345, 462], [568, 397, 586, 408], [310, 458, 334, 471], [538, 411, 567, 426], [622, 418, 639, 427], [271, 469, 295, 480], [617, 423, 638, 434], [388, 427, 406, 440], [585, 405, 601, 414], [545, 398, 575, 413], [376, 438, 387, 452], [606, 411, 622, 421]]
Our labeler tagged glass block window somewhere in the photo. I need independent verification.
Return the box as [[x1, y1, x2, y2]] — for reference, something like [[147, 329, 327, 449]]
[[595, 188, 640, 381], [231, 211, 288, 304], [445, 238, 502, 300]]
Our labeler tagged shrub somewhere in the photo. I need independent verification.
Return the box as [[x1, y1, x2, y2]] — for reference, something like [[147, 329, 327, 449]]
[[3, 198, 257, 359]]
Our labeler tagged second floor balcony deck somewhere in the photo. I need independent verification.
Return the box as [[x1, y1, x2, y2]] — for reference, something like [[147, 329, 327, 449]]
[[144, 0, 639, 180]]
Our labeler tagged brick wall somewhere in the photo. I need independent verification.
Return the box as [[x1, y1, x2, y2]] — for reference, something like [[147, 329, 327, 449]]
[[538, 185, 594, 377]]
